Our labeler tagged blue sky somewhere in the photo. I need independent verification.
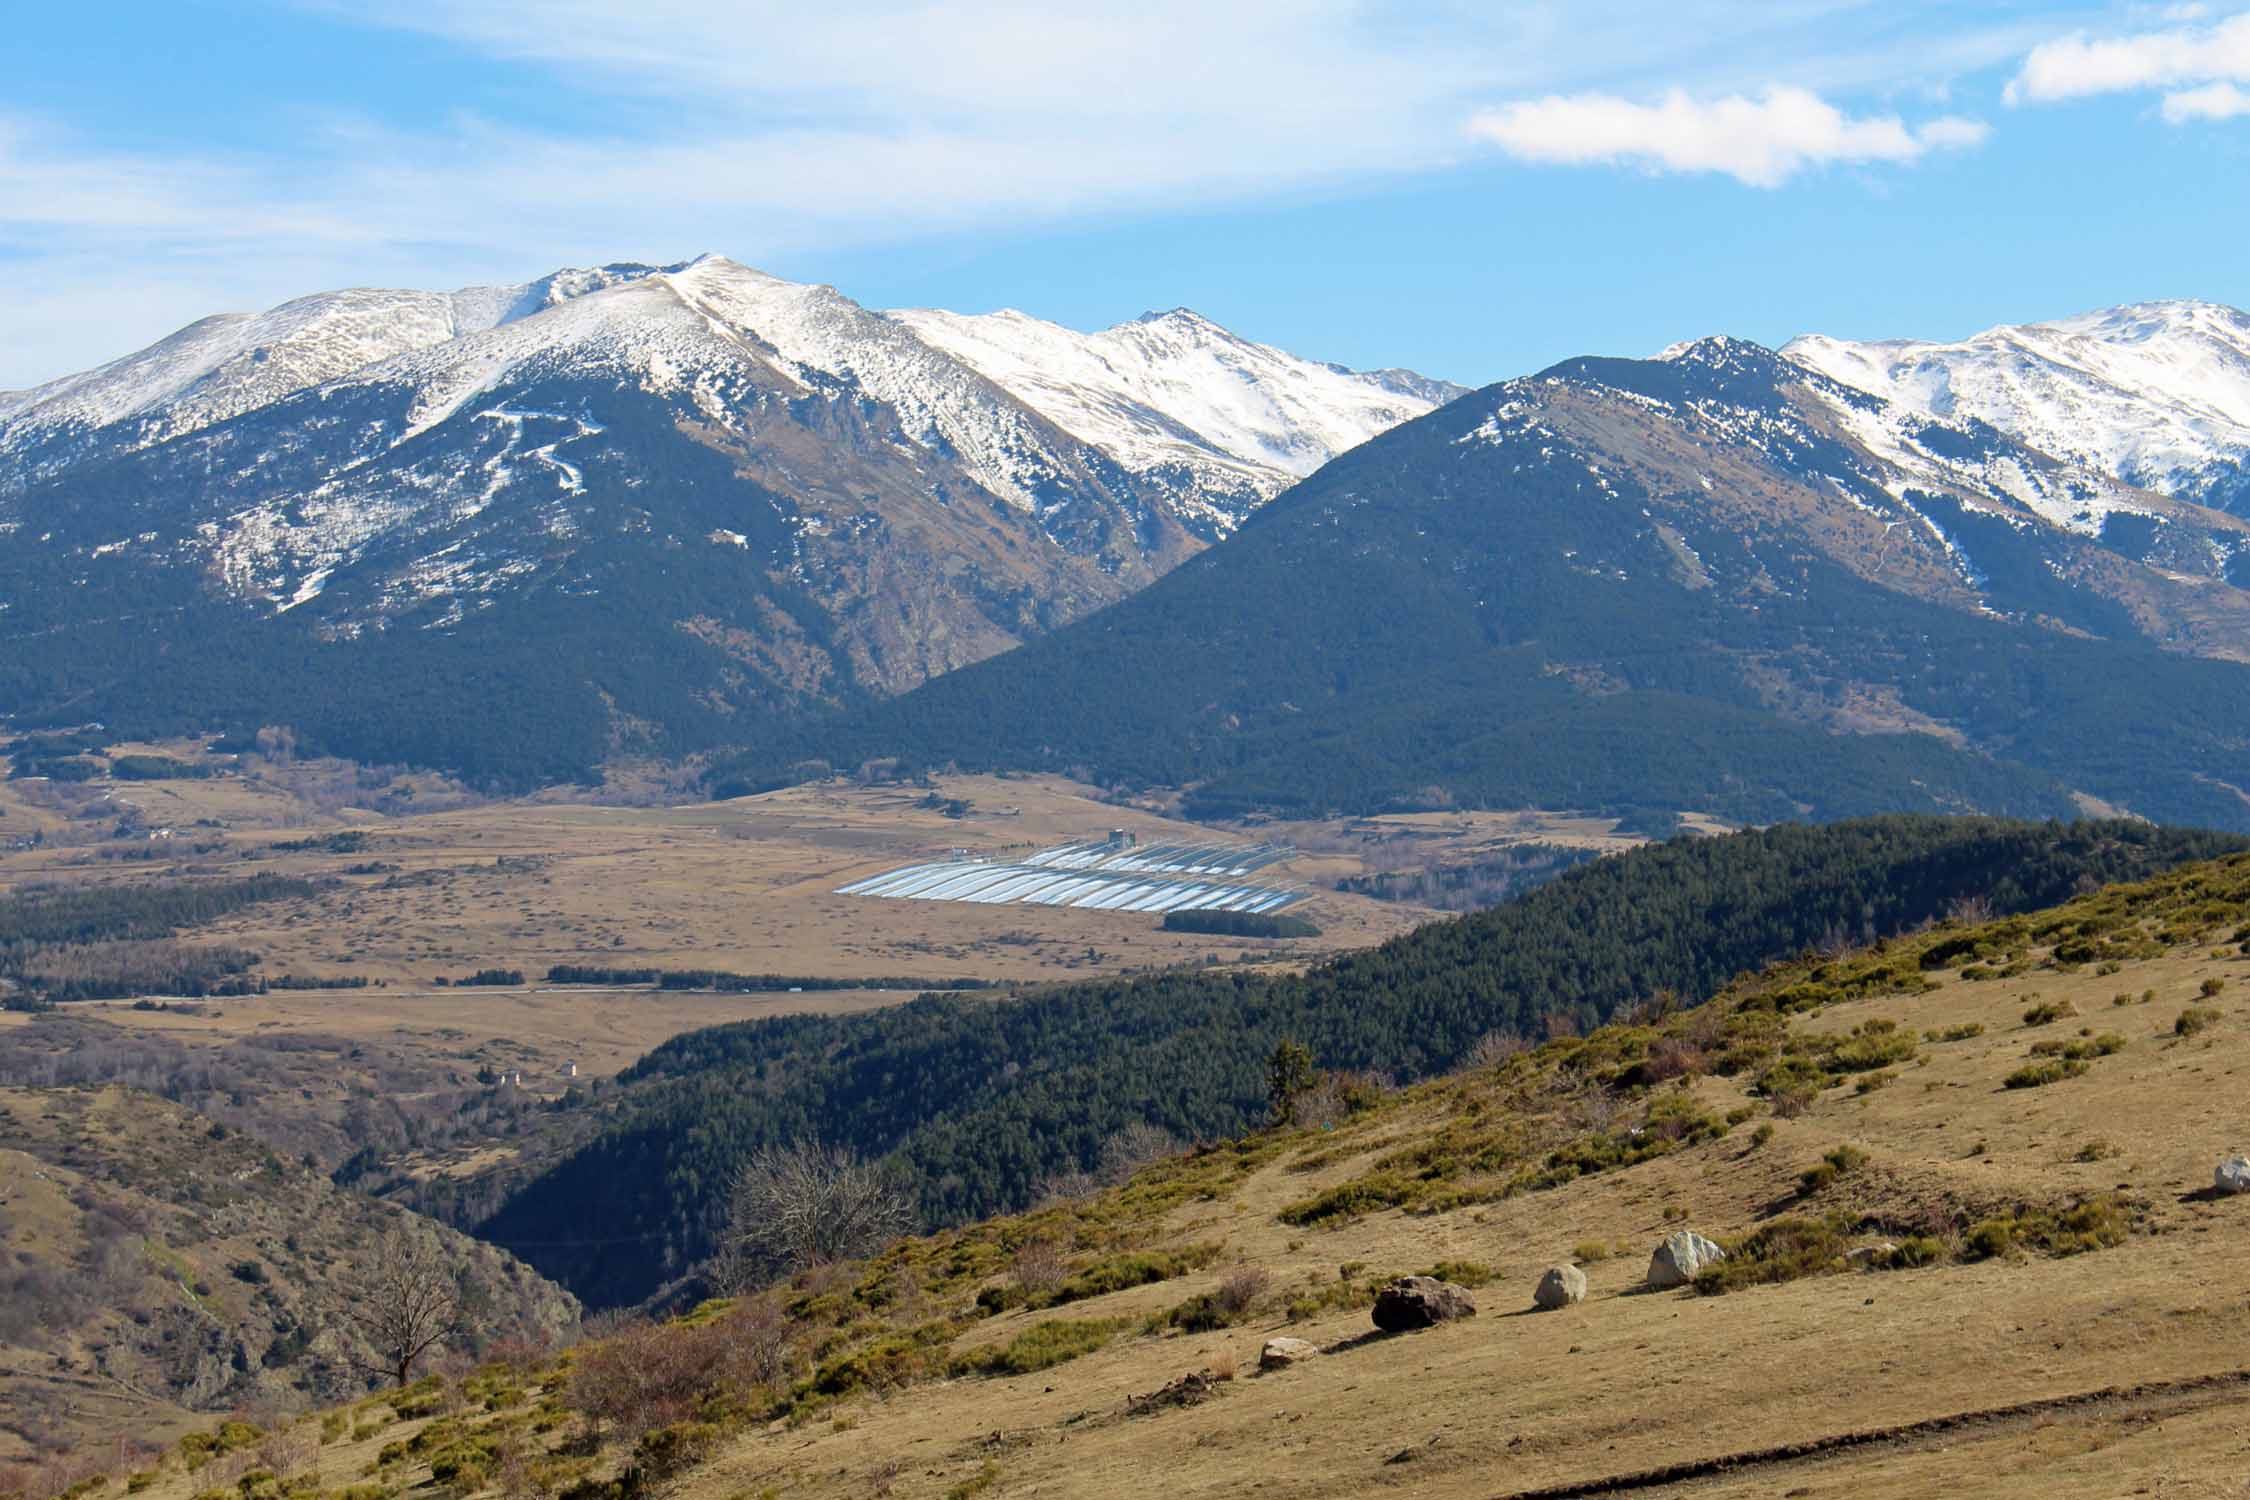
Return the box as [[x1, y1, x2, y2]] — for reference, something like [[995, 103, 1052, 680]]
[[4, 1, 2248, 388]]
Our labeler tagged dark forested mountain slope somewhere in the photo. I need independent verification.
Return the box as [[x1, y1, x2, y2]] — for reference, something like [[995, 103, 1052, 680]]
[[717, 339, 2250, 829], [479, 815, 2246, 1306]]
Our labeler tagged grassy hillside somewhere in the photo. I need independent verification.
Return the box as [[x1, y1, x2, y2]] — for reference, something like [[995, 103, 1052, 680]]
[[0, 1087, 578, 1460], [478, 816, 2246, 1306], [26, 844, 2250, 1499]]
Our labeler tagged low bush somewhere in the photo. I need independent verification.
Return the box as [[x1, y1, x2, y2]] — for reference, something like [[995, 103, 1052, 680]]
[[1798, 1144, 1869, 1195], [953, 1317, 1127, 1376], [2028, 1033, 2124, 1061], [2023, 1001, 2076, 1026], [1963, 1197, 2130, 1259], [1693, 1217, 1852, 1294], [2177, 1007, 2221, 1038], [1419, 1260, 1494, 1288], [2004, 1058, 2089, 1089]]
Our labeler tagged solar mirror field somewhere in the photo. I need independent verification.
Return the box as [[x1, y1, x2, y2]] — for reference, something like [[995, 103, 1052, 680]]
[[836, 834, 1310, 914]]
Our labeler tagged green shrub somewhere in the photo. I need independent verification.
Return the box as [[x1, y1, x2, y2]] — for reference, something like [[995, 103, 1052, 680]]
[[2023, 1001, 2075, 1027], [1032, 1243, 1223, 1307], [1418, 1260, 1494, 1288], [2178, 1007, 2221, 1037], [2004, 1058, 2089, 1089], [634, 1422, 720, 1482], [1798, 1144, 1869, 1195], [1873, 1236, 1944, 1269], [2029, 1033, 2125, 1061], [1277, 1175, 1419, 1227], [1693, 1217, 1852, 1294], [1964, 1218, 2017, 1258], [1933, 1023, 1985, 1041], [1825, 1020, 1918, 1072], [1749, 1122, 1776, 1149], [2200, 977, 2227, 998], [1965, 1197, 2130, 1259], [953, 1317, 1127, 1377]]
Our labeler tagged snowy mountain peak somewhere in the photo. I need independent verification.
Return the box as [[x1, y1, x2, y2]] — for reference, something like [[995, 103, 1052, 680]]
[[1653, 334, 1780, 371], [888, 300, 1467, 523], [1786, 299, 2250, 513]]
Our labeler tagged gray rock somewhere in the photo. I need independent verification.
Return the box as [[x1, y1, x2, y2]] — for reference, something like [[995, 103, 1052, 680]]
[[1371, 1275, 1477, 1331], [1844, 1241, 1898, 1268], [1533, 1264, 1588, 1309], [1259, 1336, 1319, 1369], [1647, 1230, 1726, 1289], [2217, 1157, 2250, 1196]]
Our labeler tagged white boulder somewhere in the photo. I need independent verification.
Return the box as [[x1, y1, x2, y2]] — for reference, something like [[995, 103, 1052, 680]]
[[1647, 1230, 1727, 1289]]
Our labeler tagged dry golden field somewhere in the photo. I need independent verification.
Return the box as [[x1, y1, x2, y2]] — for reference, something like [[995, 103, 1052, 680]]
[[0, 759, 1661, 1077]]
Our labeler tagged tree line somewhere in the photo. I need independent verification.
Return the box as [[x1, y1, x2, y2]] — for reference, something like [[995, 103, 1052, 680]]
[[478, 815, 2246, 1306]]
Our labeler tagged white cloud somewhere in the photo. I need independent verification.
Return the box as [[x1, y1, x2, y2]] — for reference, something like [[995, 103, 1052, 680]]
[[1465, 87, 1987, 187], [2007, 8, 2250, 119], [0, 2, 2054, 383], [2163, 79, 2250, 117]]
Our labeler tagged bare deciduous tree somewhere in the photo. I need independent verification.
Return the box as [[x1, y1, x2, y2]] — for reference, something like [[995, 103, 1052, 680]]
[[1096, 1120, 1178, 1184], [719, 1141, 913, 1283], [1946, 892, 1997, 926], [352, 1225, 460, 1387], [1465, 1030, 1528, 1070]]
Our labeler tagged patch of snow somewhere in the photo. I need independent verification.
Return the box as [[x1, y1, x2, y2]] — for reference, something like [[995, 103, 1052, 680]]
[[1785, 299, 2250, 506]]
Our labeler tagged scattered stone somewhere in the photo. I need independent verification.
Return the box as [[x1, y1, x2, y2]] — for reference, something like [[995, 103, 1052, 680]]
[[1126, 1369, 1224, 1417], [1646, 1230, 1727, 1289], [1533, 1264, 1588, 1309], [1259, 1337, 1319, 1370], [1844, 1241, 1898, 1268], [1385, 1435, 1443, 1465], [1371, 1275, 1477, 1331], [2216, 1157, 2250, 1196]]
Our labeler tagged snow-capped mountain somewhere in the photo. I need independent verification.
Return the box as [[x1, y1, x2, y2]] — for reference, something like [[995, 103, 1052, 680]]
[[0, 255, 1457, 786], [1784, 300, 2250, 515], [888, 305, 1464, 530], [0, 264, 666, 492], [751, 333, 2250, 832]]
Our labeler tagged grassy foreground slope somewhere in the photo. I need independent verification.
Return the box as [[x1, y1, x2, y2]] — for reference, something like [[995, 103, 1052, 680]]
[[482, 816, 2246, 1305], [36, 845, 2250, 1500]]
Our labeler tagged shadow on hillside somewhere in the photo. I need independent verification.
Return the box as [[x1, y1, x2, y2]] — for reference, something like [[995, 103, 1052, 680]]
[[1319, 1327, 1407, 1356]]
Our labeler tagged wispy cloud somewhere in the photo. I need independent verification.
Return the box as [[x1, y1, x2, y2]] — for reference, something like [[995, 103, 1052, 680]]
[[0, 2, 2073, 384], [2006, 7, 2250, 115], [1466, 87, 1988, 187]]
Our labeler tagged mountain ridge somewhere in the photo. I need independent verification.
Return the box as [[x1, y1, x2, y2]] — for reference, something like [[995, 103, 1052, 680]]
[[716, 332, 2250, 828], [1784, 296, 2250, 515], [0, 257, 1457, 786]]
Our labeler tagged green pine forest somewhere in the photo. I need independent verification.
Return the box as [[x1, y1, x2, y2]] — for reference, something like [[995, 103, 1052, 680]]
[[478, 815, 2245, 1307]]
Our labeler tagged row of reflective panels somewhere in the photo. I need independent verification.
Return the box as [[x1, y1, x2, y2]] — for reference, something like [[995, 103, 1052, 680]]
[[1017, 839, 1296, 878], [835, 858, 1309, 914]]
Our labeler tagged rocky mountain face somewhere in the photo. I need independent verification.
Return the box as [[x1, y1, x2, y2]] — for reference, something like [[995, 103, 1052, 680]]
[[1785, 299, 2250, 515], [0, 257, 1455, 786], [0, 1086, 577, 1456], [727, 336, 2250, 829]]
